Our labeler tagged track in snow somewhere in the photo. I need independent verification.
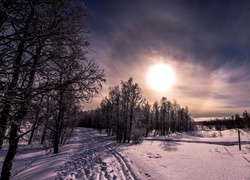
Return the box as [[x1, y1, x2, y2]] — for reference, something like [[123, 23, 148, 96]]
[[55, 128, 137, 180]]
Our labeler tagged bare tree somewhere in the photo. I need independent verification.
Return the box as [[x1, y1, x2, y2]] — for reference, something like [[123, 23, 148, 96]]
[[100, 97, 113, 136], [120, 78, 142, 143], [171, 100, 179, 133], [0, 0, 105, 179], [140, 99, 151, 137], [160, 97, 168, 136], [44, 50, 105, 154], [81, 84, 195, 144], [242, 111, 250, 129], [108, 86, 121, 142], [152, 101, 160, 136], [95, 78, 142, 143]]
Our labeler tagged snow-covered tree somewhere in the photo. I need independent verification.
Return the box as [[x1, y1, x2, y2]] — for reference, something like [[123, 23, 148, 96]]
[[0, 0, 105, 179]]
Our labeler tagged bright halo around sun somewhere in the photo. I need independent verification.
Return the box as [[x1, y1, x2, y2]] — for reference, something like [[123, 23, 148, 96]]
[[147, 63, 176, 92]]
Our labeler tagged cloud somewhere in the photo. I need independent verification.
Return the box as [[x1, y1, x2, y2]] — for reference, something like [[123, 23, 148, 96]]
[[84, 0, 250, 118], [87, 0, 250, 66]]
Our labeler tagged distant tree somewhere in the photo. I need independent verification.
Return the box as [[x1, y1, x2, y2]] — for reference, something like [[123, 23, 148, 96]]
[[194, 113, 249, 131], [184, 106, 193, 131], [242, 111, 250, 129], [40, 94, 54, 145], [152, 101, 160, 135], [100, 97, 113, 136], [140, 99, 151, 137], [160, 97, 168, 135], [120, 78, 142, 143], [166, 100, 172, 133], [80, 83, 195, 143], [171, 100, 179, 133], [178, 108, 185, 132], [108, 86, 121, 138], [28, 95, 45, 145], [235, 114, 243, 128]]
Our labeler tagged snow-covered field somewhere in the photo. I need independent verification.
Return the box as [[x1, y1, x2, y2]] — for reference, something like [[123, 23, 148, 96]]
[[0, 128, 250, 180]]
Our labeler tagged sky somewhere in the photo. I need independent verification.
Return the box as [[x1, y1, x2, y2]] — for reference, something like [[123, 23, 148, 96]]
[[83, 0, 250, 119]]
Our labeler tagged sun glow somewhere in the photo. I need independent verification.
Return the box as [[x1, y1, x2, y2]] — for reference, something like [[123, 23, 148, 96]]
[[147, 63, 176, 92]]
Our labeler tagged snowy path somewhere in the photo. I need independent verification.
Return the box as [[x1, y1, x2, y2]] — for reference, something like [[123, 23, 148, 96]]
[[1, 128, 249, 179], [55, 128, 137, 180]]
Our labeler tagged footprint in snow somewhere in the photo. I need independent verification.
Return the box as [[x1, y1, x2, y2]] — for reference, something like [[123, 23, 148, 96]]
[[148, 153, 162, 158]]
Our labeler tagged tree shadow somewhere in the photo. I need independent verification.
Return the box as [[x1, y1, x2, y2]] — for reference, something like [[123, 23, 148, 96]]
[[165, 131, 204, 140], [158, 140, 181, 152]]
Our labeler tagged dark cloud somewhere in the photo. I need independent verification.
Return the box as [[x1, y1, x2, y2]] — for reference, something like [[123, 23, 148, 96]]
[[86, 0, 250, 66]]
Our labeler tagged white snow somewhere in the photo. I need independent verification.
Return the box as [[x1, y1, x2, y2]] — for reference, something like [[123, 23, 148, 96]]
[[0, 128, 250, 179]]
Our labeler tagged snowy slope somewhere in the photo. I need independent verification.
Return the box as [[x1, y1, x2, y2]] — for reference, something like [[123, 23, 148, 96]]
[[0, 128, 249, 180]]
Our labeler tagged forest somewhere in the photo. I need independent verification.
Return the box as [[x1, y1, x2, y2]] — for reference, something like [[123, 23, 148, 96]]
[[195, 111, 250, 131], [80, 77, 195, 143], [80, 77, 250, 143]]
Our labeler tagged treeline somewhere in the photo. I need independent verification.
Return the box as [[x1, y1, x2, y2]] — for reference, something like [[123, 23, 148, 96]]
[[0, 1, 105, 179], [195, 111, 250, 130], [80, 78, 194, 143]]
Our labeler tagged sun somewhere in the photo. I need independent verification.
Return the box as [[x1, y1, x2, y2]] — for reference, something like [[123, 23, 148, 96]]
[[147, 63, 176, 92]]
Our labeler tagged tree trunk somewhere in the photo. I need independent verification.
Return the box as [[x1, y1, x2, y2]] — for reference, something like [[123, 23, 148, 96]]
[[128, 108, 133, 143], [40, 126, 47, 144], [53, 129, 59, 154], [41, 96, 50, 145], [54, 111, 61, 153], [0, 41, 39, 178], [0, 104, 11, 149], [0, 122, 19, 180], [0, 1, 37, 148], [28, 126, 35, 145], [0, 39, 25, 148], [54, 87, 63, 154]]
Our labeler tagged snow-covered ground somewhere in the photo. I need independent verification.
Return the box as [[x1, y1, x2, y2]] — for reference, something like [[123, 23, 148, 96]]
[[0, 128, 250, 179]]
